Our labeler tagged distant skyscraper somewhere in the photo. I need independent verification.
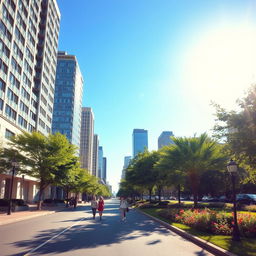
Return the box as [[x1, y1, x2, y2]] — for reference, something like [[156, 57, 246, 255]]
[[80, 107, 94, 173], [52, 52, 83, 150], [158, 131, 175, 149], [102, 157, 107, 183], [92, 134, 99, 177], [132, 129, 148, 157], [98, 146, 103, 179], [121, 156, 131, 179]]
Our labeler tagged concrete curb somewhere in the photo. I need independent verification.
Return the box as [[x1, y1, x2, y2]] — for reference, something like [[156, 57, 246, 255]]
[[136, 208, 237, 256]]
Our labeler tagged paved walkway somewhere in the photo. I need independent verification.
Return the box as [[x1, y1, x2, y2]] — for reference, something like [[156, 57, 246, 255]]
[[0, 199, 214, 256], [0, 204, 80, 226]]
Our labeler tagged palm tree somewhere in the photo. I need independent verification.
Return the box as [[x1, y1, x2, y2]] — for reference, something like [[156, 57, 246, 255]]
[[163, 133, 227, 207]]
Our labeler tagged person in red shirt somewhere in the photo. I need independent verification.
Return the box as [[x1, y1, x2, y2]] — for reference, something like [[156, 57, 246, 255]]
[[98, 196, 104, 221]]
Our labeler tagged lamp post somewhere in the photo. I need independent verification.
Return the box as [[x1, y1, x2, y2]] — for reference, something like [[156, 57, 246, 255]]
[[7, 160, 18, 215], [227, 159, 240, 241]]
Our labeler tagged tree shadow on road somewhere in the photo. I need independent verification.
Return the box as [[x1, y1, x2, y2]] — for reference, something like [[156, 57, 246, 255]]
[[10, 202, 211, 256]]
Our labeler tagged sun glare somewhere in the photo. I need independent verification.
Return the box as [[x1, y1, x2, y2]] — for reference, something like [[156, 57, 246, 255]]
[[183, 23, 256, 109]]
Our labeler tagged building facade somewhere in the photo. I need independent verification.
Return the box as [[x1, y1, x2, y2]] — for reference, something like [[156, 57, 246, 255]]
[[92, 134, 99, 177], [98, 146, 103, 179], [0, 0, 60, 202], [158, 131, 174, 149], [80, 107, 94, 173], [132, 129, 148, 157], [52, 51, 83, 150], [102, 157, 107, 184], [121, 156, 131, 179]]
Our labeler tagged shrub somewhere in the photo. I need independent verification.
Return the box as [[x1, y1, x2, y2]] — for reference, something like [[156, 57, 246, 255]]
[[0, 199, 26, 207], [238, 213, 256, 237]]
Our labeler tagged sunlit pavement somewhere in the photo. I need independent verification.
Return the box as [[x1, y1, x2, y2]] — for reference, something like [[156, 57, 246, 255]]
[[0, 199, 214, 256]]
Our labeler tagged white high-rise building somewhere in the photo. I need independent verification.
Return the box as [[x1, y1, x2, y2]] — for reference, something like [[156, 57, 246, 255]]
[[80, 107, 94, 173], [0, 0, 61, 202]]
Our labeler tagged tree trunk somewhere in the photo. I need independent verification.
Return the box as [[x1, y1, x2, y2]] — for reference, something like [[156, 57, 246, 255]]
[[158, 187, 161, 202], [189, 173, 199, 208], [37, 181, 45, 210], [149, 188, 152, 202], [178, 184, 181, 205], [65, 188, 69, 207]]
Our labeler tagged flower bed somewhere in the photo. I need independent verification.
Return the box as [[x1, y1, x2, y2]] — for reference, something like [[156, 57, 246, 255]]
[[173, 208, 256, 237]]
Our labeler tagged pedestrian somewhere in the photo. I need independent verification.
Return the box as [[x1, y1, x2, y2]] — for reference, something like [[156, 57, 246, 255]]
[[91, 195, 98, 219], [120, 196, 129, 222], [98, 196, 104, 221]]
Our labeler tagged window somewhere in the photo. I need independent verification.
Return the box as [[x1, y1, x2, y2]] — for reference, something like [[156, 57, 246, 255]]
[[25, 47, 33, 62], [15, 26, 25, 44], [23, 73, 31, 88], [18, 115, 27, 128], [11, 57, 21, 74], [27, 31, 35, 46], [18, 0, 28, 17], [21, 87, 30, 101], [30, 110, 36, 121], [7, 88, 18, 104], [39, 118, 45, 129], [0, 99, 3, 110], [0, 21, 12, 42], [16, 12, 26, 30], [2, 4, 14, 26], [0, 79, 6, 92], [5, 104, 17, 120], [5, 129, 15, 140], [13, 42, 23, 60], [9, 73, 20, 89], [0, 39, 10, 58], [0, 59, 8, 74], [20, 100, 29, 114], [40, 106, 46, 117], [24, 60, 32, 75], [28, 124, 35, 132]]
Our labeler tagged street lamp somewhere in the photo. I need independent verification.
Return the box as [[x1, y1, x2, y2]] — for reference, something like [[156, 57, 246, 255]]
[[7, 160, 19, 215], [227, 159, 240, 241]]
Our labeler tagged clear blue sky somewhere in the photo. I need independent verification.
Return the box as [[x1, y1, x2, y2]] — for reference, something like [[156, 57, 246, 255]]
[[57, 0, 256, 193]]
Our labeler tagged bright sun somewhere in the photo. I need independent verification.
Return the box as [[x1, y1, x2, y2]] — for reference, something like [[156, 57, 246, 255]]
[[183, 23, 256, 109]]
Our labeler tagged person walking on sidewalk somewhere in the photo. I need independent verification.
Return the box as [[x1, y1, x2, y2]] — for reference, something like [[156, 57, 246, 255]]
[[98, 196, 104, 221], [120, 197, 129, 222], [91, 196, 98, 219]]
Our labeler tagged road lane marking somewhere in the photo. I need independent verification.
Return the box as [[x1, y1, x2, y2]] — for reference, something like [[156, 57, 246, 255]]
[[23, 217, 86, 256]]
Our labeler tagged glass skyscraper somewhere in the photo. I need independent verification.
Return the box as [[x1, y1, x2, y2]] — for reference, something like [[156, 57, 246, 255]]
[[132, 129, 148, 157], [52, 51, 83, 149], [158, 131, 174, 149]]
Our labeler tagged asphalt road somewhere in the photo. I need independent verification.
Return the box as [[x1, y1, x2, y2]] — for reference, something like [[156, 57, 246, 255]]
[[0, 199, 214, 256]]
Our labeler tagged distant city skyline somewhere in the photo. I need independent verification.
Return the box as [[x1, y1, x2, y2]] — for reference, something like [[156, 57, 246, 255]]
[[158, 131, 175, 149], [57, 0, 256, 192]]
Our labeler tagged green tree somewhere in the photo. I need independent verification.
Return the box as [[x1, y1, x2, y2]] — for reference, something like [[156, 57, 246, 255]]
[[126, 150, 158, 201], [214, 84, 256, 184], [4, 132, 77, 210], [166, 134, 227, 207]]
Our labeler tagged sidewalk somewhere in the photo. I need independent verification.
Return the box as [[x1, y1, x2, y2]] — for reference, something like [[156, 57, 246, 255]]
[[0, 205, 73, 226]]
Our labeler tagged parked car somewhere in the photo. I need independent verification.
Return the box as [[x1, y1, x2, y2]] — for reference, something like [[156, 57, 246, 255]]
[[219, 195, 231, 203], [236, 194, 256, 205], [202, 196, 219, 202]]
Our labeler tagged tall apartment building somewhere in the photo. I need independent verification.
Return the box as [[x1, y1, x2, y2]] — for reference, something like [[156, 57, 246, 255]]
[[0, 0, 60, 201], [102, 157, 107, 184], [92, 134, 99, 177], [52, 51, 83, 150], [132, 129, 148, 157], [98, 146, 103, 179], [80, 107, 94, 173], [158, 131, 174, 149]]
